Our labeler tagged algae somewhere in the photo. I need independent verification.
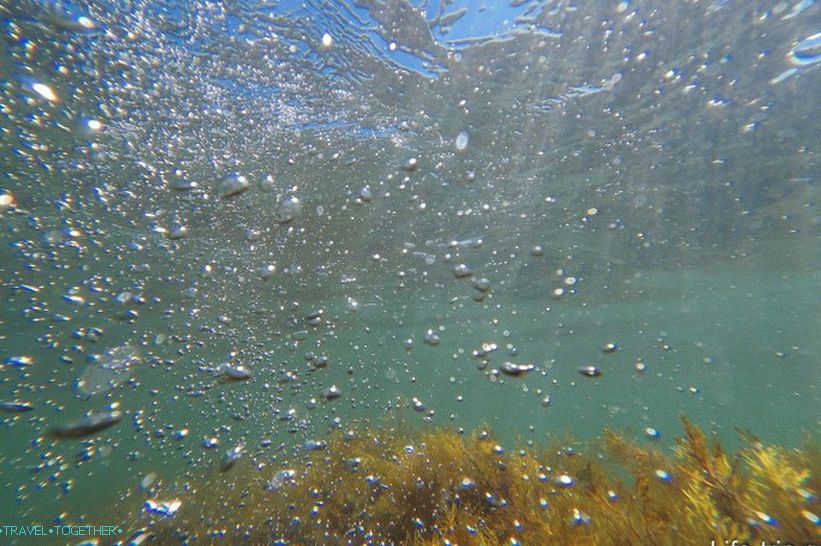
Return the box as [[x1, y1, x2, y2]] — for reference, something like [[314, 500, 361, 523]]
[[117, 417, 819, 545]]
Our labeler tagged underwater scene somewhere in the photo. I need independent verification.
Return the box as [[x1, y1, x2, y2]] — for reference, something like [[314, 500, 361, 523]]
[[0, 0, 819, 545]]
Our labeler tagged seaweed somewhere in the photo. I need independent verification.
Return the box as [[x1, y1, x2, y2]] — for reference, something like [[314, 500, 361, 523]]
[[115, 416, 819, 545]]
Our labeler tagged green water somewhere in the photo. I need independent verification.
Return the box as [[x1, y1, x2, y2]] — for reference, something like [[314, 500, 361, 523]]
[[0, 0, 819, 542], [3, 248, 817, 526]]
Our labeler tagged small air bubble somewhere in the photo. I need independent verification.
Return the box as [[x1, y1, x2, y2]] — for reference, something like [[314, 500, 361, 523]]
[[455, 131, 469, 151]]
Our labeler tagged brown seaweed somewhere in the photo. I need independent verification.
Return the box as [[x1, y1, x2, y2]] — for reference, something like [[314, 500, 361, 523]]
[[114, 416, 819, 545]]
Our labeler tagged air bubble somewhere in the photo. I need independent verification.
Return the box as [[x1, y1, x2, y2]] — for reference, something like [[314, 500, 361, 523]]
[[455, 131, 469, 151], [277, 194, 302, 224]]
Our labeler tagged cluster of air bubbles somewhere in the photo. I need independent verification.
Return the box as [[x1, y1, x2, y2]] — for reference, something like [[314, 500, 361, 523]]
[[499, 362, 535, 377], [3, 355, 34, 367]]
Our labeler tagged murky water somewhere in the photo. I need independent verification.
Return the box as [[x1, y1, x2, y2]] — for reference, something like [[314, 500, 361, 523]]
[[0, 0, 818, 544]]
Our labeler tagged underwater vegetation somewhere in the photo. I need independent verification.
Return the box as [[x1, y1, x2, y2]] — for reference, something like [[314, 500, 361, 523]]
[[121, 417, 819, 546]]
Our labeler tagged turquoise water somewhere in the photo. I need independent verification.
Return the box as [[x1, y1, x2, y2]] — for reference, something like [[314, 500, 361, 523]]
[[0, 0, 819, 543]]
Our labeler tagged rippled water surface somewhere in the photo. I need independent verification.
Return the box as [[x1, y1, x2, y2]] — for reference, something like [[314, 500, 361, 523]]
[[0, 0, 818, 544]]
